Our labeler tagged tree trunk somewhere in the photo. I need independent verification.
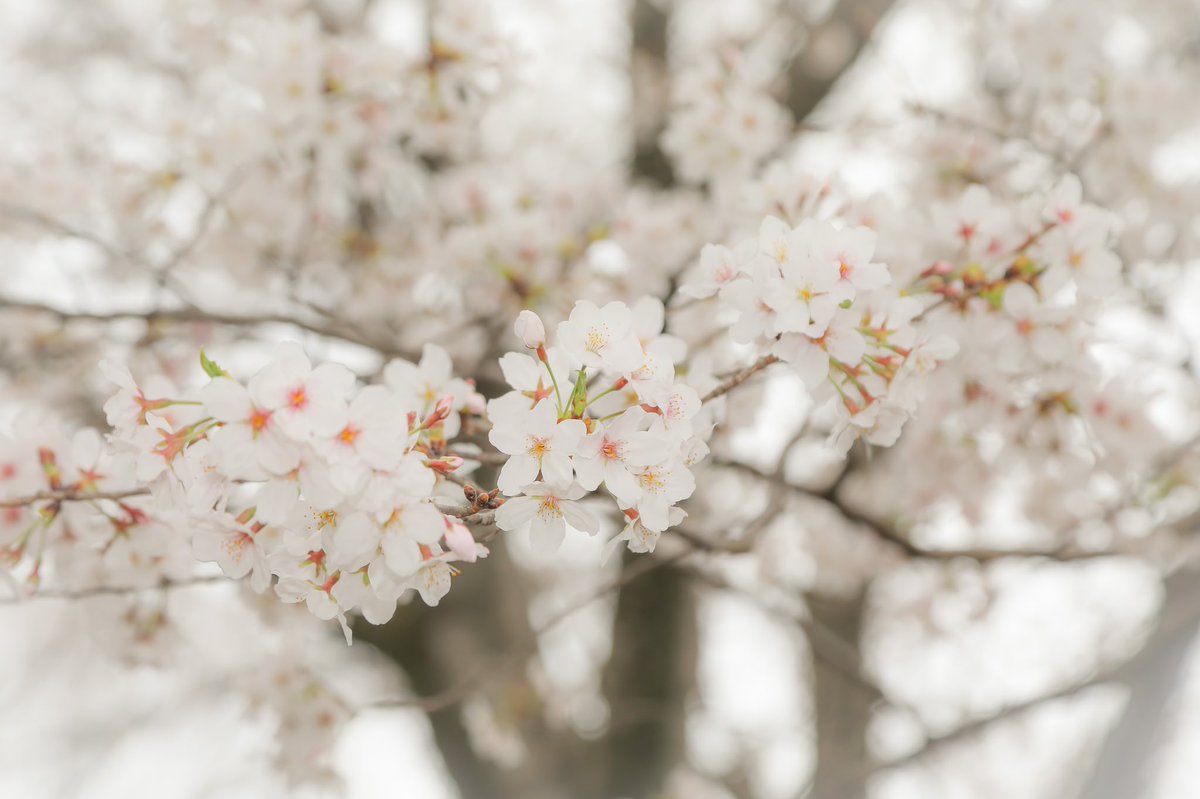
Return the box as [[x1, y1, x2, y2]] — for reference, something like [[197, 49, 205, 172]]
[[630, 0, 674, 187], [601, 551, 698, 799], [356, 542, 574, 799], [808, 592, 873, 799]]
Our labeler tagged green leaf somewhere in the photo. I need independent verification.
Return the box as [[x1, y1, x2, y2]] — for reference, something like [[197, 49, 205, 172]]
[[200, 348, 230, 378]]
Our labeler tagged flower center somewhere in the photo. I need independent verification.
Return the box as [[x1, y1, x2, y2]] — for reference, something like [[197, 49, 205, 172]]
[[600, 440, 622, 461], [249, 407, 272, 433], [288, 387, 308, 410], [585, 326, 609, 353], [339, 425, 360, 445], [638, 467, 665, 494], [537, 496, 563, 519], [527, 436, 550, 458]]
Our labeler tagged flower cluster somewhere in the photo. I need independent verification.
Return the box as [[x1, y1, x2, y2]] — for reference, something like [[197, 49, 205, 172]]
[[661, 52, 790, 186], [103, 342, 488, 641], [0, 420, 184, 592], [687, 216, 959, 455], [489, 303, 706, 556]]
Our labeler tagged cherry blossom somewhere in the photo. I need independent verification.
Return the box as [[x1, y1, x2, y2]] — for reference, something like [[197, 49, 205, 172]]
[[493, 481, 599, 553]]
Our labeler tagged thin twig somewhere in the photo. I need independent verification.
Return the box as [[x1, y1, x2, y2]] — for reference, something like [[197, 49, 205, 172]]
[[0, 574, 230, 605], [702, 354, 781, 404], [0, 488, 149, 509]]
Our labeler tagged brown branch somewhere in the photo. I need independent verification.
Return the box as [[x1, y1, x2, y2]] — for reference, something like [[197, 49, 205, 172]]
[[0, 574, 230, 605], [701, 354, 781, 404], [714, 459, 1125, 562], [885, 572, 1200, 771], [0, 488, 149, 509], [0, 296, 415, 358]]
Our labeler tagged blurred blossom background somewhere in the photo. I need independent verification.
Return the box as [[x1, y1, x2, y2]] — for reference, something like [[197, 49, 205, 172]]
[[3, 0, 1200, 798]]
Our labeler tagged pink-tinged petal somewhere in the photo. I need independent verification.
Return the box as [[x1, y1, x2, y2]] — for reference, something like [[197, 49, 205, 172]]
[[607, 407, 647, 435], [444, 521, 477, 563], [494, 496, 538, 531], [488, 424, 527, 456], [249, 555, 273, 594], [255, 428, 301, 475], [311, 362, 356, 398], [200, 378, 253, 422], [604, 466, 640, 506], [774, 334, 830, 389], [807, 295, 838, 331], [415, 565, 452, 607], [498, 352, 540, 391], [636, 497, 671, 532], [257, 478, 296, 525], [383, 533, 422, 577], [305, 392, 349, 438], [383, 359, 421, 393], [99, 359, 137, 391], [329, 512, 380, 571], [248, 362, 292, 410], [211, 425, 260, 480], [498, 454, 539, 496], [357, 432, 402, 472], [552, 419, 585, 453], [540, 452, 574, 488], [401, 503, 446, 546], [305, 590, 339, 621], [573, 456, 604, 491], [419, 343, 454, 382], [827, 326, 866, 364], [300, 463, 343, 509], [606, 335, 647, 373], [560, 500, 599, 535], [528, 515, 566, 553], [528, 398, 558, 436], [274, 406, 312, 441], [854, 260, 890, 291], [361, 596, 397, 625]]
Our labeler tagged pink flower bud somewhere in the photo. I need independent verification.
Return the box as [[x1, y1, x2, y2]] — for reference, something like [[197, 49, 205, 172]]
[[421, 396, 456, 430], [514, 310, 546, 349], [428, 454, 464, 475], [443, 519, 478, 563]]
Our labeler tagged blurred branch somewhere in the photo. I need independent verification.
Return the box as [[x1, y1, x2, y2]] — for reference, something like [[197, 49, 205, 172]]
[[686, 565, 883, 702], [785, 0, 896, 121], [0, 200, 196, 302], [886, 566, 1200, 771], [701, 354, 781, 404], [0, 574, 230, 604], [715, 458, 1133, 562], [0, 296, 416, 359], [0, 488, 149, 509]]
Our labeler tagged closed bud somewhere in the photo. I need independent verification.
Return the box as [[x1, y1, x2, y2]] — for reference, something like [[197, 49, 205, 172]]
[[514, 310, 546, 349]]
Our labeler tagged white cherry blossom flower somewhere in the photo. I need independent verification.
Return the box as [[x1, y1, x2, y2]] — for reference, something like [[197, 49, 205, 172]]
[[555, 300, 645, 373], [488, 400, 585, 495], [493, 481, 598, 553], [248, 342, 355, 441]]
